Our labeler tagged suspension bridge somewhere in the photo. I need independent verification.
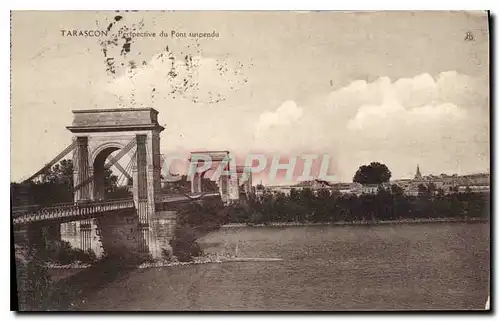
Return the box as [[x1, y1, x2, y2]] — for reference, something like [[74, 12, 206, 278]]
[[12, 108, 252, 259]]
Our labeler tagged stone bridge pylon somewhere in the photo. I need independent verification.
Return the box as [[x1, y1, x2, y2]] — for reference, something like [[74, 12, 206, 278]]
[[65, 108, 166, 259], [188, 151, 240, 204]]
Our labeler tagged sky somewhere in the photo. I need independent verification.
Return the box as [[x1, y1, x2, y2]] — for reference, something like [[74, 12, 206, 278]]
[[11, 11, 490, 184]]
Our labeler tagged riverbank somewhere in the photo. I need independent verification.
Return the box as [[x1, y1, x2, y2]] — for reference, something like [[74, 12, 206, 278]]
[[45, 252, 283, 271], [222, 217, 488, 228], [46, 257, 223, 270]]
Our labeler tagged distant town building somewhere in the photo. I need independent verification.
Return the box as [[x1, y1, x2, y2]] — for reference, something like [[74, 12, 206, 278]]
[[331, 182, 361, 194], [392, 165, 490, 195], [415, 164, 422, 180], [257, 166, 489, 198], [359, 184, 383, 195], [295, 179, 332, 190], [264, 179, 334, 196]]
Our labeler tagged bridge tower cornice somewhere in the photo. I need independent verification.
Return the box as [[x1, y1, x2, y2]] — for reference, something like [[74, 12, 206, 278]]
[[66, 108, 165, 133]]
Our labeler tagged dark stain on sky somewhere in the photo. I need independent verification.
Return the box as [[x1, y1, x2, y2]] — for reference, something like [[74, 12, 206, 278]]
[[97, 14, 252, 106], [99, 14, 142, 75], [121, 38, 132, 56]]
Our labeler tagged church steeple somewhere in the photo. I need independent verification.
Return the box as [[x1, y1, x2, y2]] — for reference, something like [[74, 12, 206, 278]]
[[414, 164, 422, 179]]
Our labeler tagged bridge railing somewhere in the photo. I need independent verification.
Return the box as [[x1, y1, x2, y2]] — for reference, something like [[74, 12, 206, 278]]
[[12, 202, 77, 215], [12, 193, 223, 225], [159, 192, 220, 203], [11, 198, 134, 216], [12, 198, 135, 225]]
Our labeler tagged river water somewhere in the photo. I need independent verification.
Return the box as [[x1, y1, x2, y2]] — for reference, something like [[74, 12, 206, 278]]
[[68, 222, 489, 311]]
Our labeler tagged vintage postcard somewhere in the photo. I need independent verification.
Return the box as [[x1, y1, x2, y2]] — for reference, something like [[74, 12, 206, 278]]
[[11, 11, 490, 311]]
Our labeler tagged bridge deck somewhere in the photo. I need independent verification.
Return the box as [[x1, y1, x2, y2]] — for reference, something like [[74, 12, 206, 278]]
[[11, 193, 221, 226]]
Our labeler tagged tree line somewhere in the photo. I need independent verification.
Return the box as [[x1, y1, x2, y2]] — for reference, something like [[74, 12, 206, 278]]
[[226, 186, 490, 224]]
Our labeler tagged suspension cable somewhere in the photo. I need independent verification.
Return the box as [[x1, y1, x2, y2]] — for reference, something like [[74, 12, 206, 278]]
[[21, 141, 76, 183], [74, 138, 137, 192], [107, 154, 133, 182], [126, 150, 136, 186], [117, 151, 135, 186]]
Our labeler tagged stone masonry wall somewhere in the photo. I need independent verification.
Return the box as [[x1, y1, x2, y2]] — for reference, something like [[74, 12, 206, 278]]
[[94, 211, 140, 258], [152, 210, 177, 258]]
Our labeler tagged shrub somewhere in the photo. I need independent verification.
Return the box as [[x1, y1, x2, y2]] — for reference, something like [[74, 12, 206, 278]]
[[15, 249, 50, 311], [170, 225, 202, 262], [169, 199, 228, 262], [44, 240, 97, 265], [161, 247, 175, 261]]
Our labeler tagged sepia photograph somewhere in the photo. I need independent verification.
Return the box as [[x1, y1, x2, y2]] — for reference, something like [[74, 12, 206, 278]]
[[10, 10, 490, 311]]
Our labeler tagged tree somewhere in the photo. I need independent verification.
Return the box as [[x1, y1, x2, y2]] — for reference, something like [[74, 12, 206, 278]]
[[39, 159, 74, 185], [390, 184, 405, 196], [11, 159, 128, 206], [161, 174, 218, 194], [171, 198, 228, 261], [417, 182, 437, 198], [353, 162, 392, 185], [427, 182, 437, 196], [417, 183, 428, 197]]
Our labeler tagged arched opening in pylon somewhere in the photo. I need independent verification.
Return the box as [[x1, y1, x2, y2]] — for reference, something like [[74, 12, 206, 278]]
[[92, 146, 133, 201], [201, 168, 222, 193]]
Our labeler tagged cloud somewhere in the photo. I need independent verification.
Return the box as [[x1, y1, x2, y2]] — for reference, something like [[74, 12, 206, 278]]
[[343, 72, 482, 136], [255, 100, 303, 136], [251, 71, 489, 181]]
